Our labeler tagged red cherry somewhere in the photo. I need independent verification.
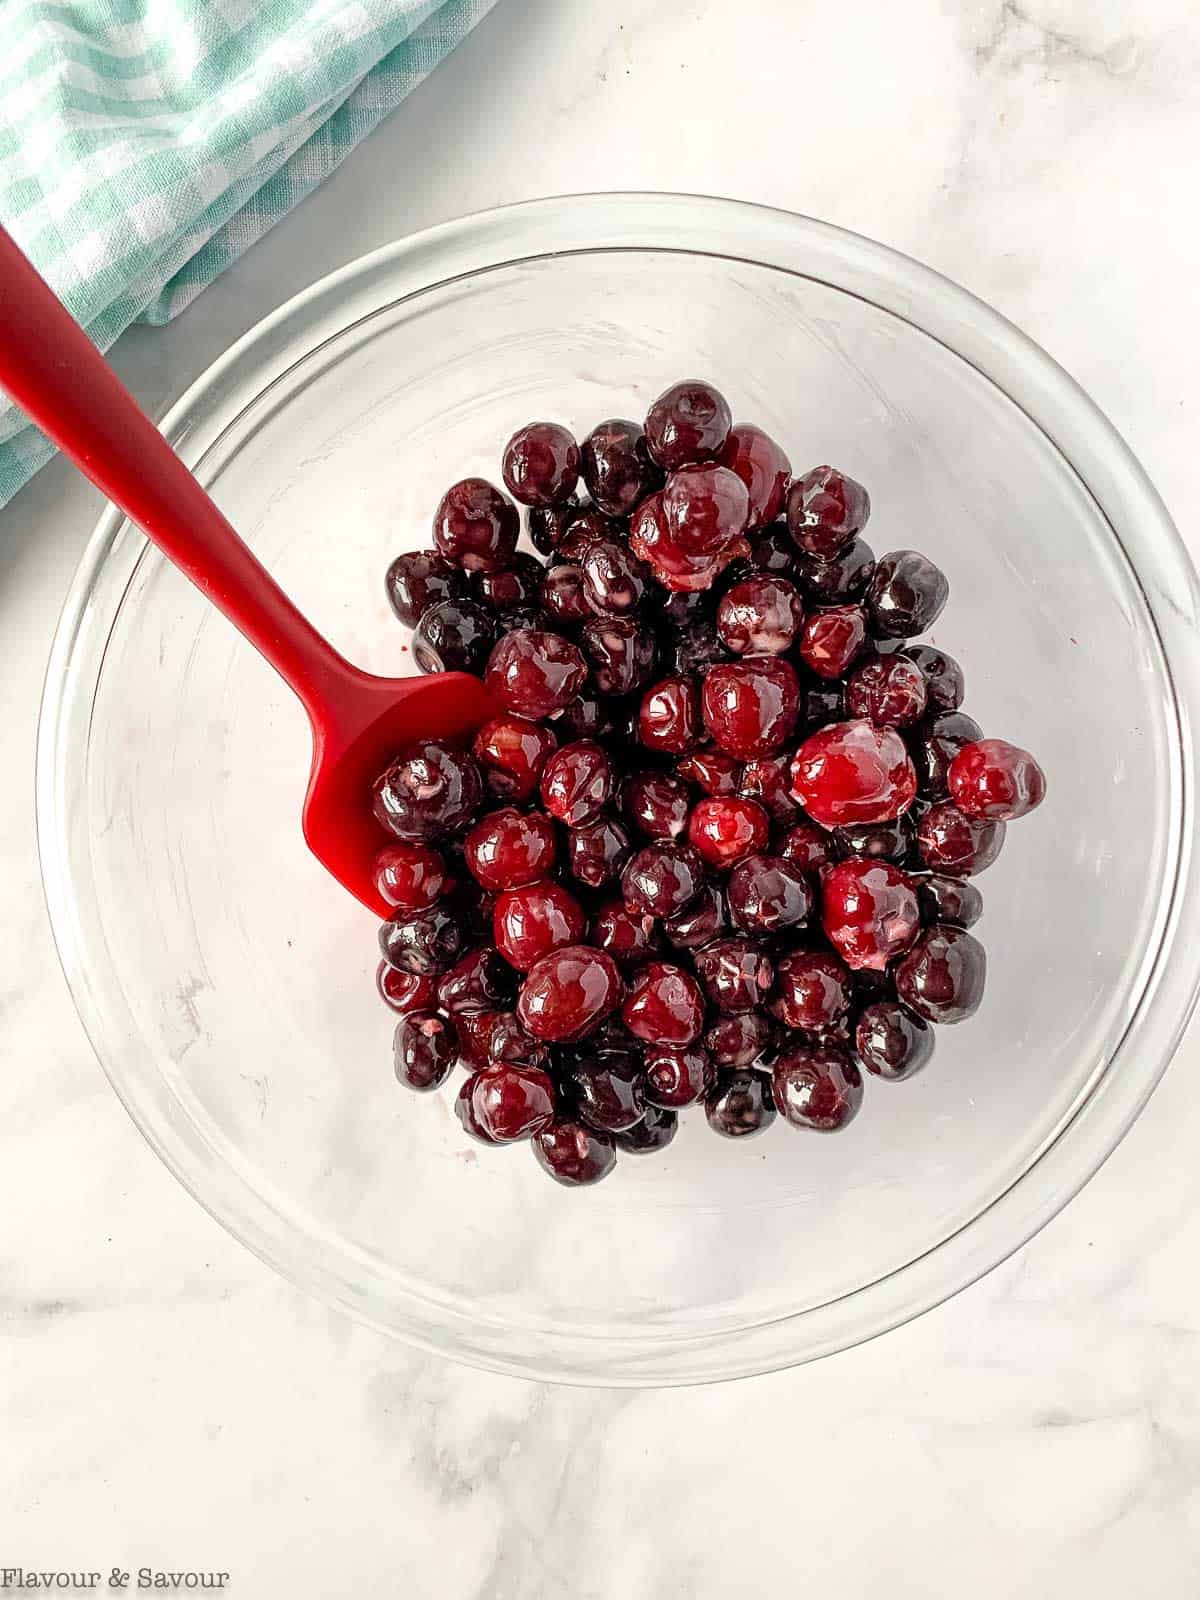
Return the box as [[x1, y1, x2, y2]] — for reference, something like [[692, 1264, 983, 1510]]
[[485, 629, 587, 719], [372, 842, 450, 909], [719, 424, 791, 531], [517, 945, 623, 1042], [621, 962, 706, 1045], [465, 807, 557, 890], [639, 676, 703, 754], [701, 658, 801, 759], [376, 963, 438, 1015], [661, 464, 751, 559], [948, 739, 1046, 821], [821, 859, 921, 972], [798, 605, 867, 680], [790, 719, 917, 828], [687, 796, 771, 869], [472, 714, 557, 802], [493, 881, 587, 970], [466, 1065, 557, 1141]]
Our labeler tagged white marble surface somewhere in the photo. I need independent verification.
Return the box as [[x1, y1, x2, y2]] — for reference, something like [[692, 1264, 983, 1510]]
[[4, 0, 1200, 1591]]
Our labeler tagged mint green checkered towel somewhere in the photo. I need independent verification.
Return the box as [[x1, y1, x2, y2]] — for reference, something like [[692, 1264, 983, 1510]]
[[0, 0, 499, 507]]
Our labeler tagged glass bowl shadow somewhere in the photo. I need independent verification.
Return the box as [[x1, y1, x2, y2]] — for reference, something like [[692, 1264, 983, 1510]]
[[38, 194, 1200, 1385]]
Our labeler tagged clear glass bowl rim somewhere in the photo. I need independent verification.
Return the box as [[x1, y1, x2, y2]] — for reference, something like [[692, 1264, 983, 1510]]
[[36, 192, 1200, 1386]]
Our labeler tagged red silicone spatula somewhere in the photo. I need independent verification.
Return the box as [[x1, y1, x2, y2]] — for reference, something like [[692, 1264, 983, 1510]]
[[0, 227, 492, 918]]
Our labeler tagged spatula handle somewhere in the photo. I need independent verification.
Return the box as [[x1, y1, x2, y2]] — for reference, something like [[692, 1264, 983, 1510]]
[[0, 226, 347, 717]]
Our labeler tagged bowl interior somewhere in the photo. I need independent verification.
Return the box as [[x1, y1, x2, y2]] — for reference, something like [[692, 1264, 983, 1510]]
[[54, 238, 1181, 1381]]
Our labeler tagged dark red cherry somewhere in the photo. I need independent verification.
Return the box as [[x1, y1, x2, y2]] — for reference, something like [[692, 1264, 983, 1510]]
[[639, 676, 703, 754], [615, 1106, 678, 1154], [905, 645, 964, 712], [917, 801, 1006, 877], [834, 814, 917, 866], [590, 897, 660, 965], [622, 771, 691, 839], [661, 464, 751, 559], [768, 949, 851, 1031], [376, 963, 438, 1015], [433, 478, 520, 572], [392, 1011, 457, 1091], [687, 797, 771, 869], [786, 466, 871, 559], [662, 880, 727, 950], [645, 380, 733, 470], [631, 490, 747, 593], [727, 853, 814, 934], [467, 1065, 558, 1142], [746, 520, 799, 576], [679, 747, 742, 797], [846, 653, 928, 727], [378, 905, 466, 976], [704, 1011, 774, 1070], [487, 1013, 551, 1069], [580, 419, 659, 516], [580, 616, 656, 696], [533, 1120, 617, 1185], [866, 550, 949, 639], [694, 937, 775, 1015], [705, 1071, 777, 1138], [643, 1045, 715, 1108], [894, 924, 986, 1023], [372, 842, 450, 909], [916, 874, 983, 928], [798, 605, 867, 680], [568, 1054, 647, 1133], [854, 1001, 933, 1081], [540, 562, 597, 625], [502, 422, 580, 508], [471, 555, 544, 614], [772, 1044, 863, 1131], [540, 741, 614, 826], [581, 536, 653, 615], [436, 948, 516, 1014], [472, 715, 557, 802], [567, 814, 632, 888], [779, 820, 837, 875], [793, 537, 876, 605], [620, 842, 706, 919], [412, 599, 496, 674], [717, 575, 805, 656], [385, 549, 467, 627]]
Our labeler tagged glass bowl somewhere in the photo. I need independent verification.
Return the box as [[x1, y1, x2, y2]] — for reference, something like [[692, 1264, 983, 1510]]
[[38, 194, 1200, 1385]]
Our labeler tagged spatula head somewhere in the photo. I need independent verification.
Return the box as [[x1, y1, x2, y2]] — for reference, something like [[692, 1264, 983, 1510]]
[[302, 670, 494, 917]]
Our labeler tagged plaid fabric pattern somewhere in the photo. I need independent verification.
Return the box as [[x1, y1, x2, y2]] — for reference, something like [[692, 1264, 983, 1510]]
[[0, 0, 499, 506]]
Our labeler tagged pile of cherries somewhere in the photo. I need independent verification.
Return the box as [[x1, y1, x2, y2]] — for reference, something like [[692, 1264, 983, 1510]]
[[374, 381, 1046, 1187]]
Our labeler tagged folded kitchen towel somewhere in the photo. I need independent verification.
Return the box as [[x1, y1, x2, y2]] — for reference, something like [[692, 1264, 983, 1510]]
[[0, 0, 500, 508]]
